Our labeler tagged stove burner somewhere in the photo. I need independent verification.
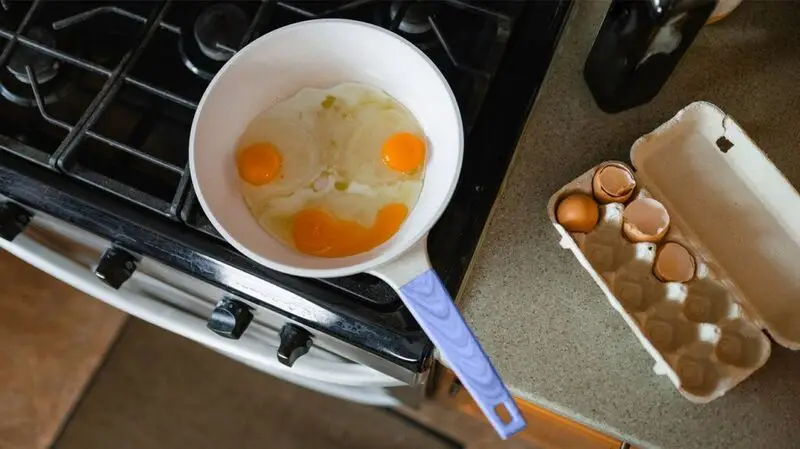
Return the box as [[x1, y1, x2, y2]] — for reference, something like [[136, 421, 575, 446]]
[[390, 2, 432, 35], [0, 0, 571, 381], [193, 4, 247, 62], [0, 27, 73, 108], [179, 4, 247, 80], [6, 27, 59, 84]]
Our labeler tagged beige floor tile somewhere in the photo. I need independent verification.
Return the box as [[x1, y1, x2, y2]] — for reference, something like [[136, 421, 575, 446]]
[[55, 319, 458, 449], [0, 250, 127, 449]]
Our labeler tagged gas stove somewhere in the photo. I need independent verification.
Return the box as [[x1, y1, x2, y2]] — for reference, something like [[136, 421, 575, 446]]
[[0, 0, 570, 383]]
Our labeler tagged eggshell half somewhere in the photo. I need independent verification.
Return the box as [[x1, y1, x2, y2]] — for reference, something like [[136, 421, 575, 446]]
[[654, 242, 696, 283], [622, 198, 670, 243], [592, 164, 636, 204]]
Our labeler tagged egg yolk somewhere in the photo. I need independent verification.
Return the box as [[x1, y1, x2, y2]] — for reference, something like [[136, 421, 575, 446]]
[[381, 132, 425, 173], [292, 203, 408, 258], [236, 142, 282, 185]]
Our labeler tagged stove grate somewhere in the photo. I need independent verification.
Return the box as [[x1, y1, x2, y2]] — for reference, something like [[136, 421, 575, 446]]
[[0, 0, 519, 221]]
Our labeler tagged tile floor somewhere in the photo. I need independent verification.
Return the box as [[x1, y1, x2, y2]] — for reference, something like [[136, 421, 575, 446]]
[[0, 250, 126, 449], [1, 250, 511, 449], [54, 319, 458, 449]]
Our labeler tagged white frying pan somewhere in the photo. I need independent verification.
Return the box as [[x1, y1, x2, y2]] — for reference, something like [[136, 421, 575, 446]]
[[189, 19, 524, 439]]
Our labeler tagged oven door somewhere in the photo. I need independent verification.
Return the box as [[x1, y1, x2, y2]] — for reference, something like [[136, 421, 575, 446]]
[[0, 208, 403, 406]]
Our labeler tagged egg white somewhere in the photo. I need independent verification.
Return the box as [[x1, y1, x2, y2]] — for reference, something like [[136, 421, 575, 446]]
[[237, 82, 426, 251]]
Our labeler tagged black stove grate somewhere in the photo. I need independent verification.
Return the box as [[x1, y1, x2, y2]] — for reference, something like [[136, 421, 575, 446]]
[[0, 0, 519, 220], [0, 0, 525, 307], [0, 0, 572, 373]]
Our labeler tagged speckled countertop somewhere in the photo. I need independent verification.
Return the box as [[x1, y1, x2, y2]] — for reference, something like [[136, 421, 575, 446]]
[[458, 1, 800, 448]]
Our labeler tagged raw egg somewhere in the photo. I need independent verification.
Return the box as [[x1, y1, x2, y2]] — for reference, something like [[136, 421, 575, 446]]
[[592, 163, 636, 204], [556, 193, 599, 233], [237, 116, 321, 205], [622, 198, 670, 243], [256, 180, 421, 250], [236, 142, 282, 186], [382, 132, 425, 173], [653, 242, 696, 283], [235, 82, 426, 257], [292, 203, 408, 257], [343, 109, 426, 184]]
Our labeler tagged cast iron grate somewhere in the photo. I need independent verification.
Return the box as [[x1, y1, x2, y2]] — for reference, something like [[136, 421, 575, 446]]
[[0, 0, 518, 221], [0, 0, 566, 310]]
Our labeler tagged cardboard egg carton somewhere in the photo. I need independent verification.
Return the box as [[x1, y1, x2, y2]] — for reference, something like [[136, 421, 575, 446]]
[[547, 102, 799, 403]]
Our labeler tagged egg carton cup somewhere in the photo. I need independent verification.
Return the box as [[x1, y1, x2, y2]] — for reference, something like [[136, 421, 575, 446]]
[[547, 102, 800, 403]]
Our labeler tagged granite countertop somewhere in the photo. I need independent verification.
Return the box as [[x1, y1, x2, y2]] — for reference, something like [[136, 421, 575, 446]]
[[459, 1, 800, 448]]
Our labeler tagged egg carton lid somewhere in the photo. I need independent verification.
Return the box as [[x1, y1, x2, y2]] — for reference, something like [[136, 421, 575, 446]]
[[629, 101, 800, 349]]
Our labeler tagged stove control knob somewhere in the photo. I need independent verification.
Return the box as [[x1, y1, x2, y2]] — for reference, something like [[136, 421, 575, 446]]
[[95, 247, 138, 289], [278, 324, 312, 367], [208, 298, 253, 339], [0, 202, 31, 241]]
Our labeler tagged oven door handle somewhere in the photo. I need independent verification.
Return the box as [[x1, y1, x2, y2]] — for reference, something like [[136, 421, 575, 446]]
[[0, 234, 404, 388]]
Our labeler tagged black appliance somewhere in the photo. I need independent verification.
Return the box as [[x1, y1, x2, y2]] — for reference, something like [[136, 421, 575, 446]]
[[585, 0, 717, 113], [0, 0, 571, 379]]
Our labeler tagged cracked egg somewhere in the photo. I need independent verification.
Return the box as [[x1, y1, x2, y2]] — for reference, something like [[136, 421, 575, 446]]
[[592, 163, 636, 204], [622, 197, 670, 243]]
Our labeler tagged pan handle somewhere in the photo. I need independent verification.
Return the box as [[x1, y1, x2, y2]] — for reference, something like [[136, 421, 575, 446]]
[[369, 239, 526, 440]]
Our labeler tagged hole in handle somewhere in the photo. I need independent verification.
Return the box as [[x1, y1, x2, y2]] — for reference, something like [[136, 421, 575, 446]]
[[494, 402, 513, 425]]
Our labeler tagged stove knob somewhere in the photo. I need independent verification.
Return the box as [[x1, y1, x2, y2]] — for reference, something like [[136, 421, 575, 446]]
[[278, 324, 312, 367], [95, 247, 138, 289], [0, 202, 31, 241], [207, 298, 253, 339]]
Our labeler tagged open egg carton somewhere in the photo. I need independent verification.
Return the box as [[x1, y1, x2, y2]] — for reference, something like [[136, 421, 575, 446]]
[[547, 102, 800, 403]]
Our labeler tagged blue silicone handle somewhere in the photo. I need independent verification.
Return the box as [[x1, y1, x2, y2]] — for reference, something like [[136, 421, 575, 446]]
[[399, 269, 526, 439]]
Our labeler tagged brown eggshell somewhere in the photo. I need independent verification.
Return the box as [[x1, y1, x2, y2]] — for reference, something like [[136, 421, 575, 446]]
[[556, 193, 599, 233], [622, 198, 670, 243], [654, 242, 696, 283], [592, 164, 636, 204]]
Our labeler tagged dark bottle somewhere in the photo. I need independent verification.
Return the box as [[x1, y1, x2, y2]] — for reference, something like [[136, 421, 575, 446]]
[[584, 0, 717, 113]]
